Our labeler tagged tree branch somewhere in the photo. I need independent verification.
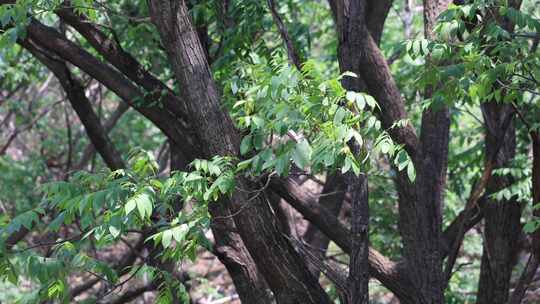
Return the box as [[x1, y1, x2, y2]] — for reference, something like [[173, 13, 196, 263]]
[[22, 19, 197, 159], [74, 102, 129, 170], [267, 0, 302, 70], [270, 177, 416, 302], [55, 5, 193, 134], [21, 38, 125, 170]]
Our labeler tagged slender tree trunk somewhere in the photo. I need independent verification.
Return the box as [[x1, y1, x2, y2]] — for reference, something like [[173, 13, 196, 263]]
[[476, 103, 521, 304], [509, 130, 540, 304], [347, 174, 369, 304], [475, 1, 523, 300]]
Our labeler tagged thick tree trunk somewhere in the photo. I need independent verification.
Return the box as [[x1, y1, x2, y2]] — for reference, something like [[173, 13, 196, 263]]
[[396, 2, 450, 303], [476, 103, 521, 304], [147, 1, 331, 302], [170, 141, 273, 303], [209, 204, 273, 304]]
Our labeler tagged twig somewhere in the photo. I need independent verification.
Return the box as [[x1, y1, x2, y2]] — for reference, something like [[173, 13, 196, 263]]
[[267, 0, 303, 70], [0, 99, 64, 155]]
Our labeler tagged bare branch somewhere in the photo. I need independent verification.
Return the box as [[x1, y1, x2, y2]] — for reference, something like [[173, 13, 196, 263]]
[[21, 38, 126, 170], [267, 0, 303, 70]]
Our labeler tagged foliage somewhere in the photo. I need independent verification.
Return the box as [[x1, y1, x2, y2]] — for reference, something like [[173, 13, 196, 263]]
[[0, 0, 539, 302]]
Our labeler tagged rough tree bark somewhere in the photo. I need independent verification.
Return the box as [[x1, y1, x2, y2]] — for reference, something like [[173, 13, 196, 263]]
[[329, 0, 452, 302], [508, 130, 540, 304], [10, 13, 272, 304], [146, 1, 330, 302], [22, 19, 193, 154], [474, 2, 526, 302], [346, 174, 369, 304], [476, 103, 521, 304]]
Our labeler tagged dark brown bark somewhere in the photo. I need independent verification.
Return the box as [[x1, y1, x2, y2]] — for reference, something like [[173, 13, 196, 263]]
[[331, 0, 451, 302], [267, 190, 295, 238], [272, 174, 492, 303], [474, 2, 524, 301], [171, 144, 272, 304], [210, 206, 273, 304], [508, 253, 540, 304], [327, 0, 394, 47], [265, 3, 351, 281], [270, 177, 416, 303], [394, 2, 451, 302], [267, 0, 303, 70], [476, 103, 521, 304], [533, 131, 540, 255], [331, 3, 391, 302], [366, 0, 394, 45], [146, 1, 330, 302], [331, 0, 420, 158], [55, 5, 194, 141], [440, 196, 485, 256], [22, 19, 195, 158], [21, 38, 125, 170], [508, 130, 540, 304], [346, 174, 369, 304], [271, 178, 351, 253], [14, 13, 272, 304]]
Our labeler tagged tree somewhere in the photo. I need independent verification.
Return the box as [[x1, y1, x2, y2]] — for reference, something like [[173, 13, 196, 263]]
[[0, 0, 539, 303]]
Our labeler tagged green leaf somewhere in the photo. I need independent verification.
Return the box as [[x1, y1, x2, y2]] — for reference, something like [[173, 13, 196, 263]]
[[108, 225, 121, 238], [364, 94, 377, 109], [125, 198, 136, 215], [237, 158, 253, 172], [162, 229, 173, 248], [380, 142, 390, 154], [137, 193, 153, 218], [172, 224, 189, 244], [524, 221, 539, 233], [407, 162, 416, 182], [125, 189, 154, 218], [240, 135, 252, 155], [346, 91, 357, 103], [275, 154, 290, 175], [356, 94, 366, 110], [342, 157, 352, 174], [292, 139, 312, 169], [333, 108, 347, 125]]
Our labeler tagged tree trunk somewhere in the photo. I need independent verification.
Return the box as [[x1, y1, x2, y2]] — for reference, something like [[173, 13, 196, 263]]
[[146, 1, 331, 302], [347, 174, 369, 304], [476, 103, 521, 304]]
